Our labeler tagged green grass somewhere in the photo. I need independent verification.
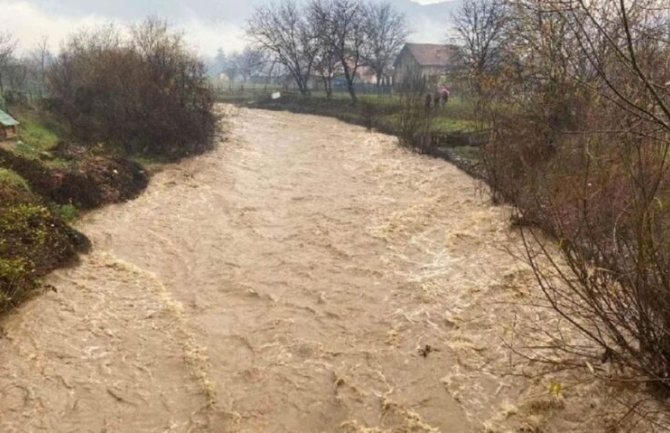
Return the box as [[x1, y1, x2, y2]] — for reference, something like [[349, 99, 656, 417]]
[[19, 119, 60, 151], [431, 117, 480, 134], [12, 106, 63, 149], [0, 168, 30, 192], [3, 105, 65, 161], [52, 204, 79, 223], [378, 113, 479, 135]]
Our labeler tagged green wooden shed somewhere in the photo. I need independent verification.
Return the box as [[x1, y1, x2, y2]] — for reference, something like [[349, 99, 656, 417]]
[[0, 109, 19, 140]]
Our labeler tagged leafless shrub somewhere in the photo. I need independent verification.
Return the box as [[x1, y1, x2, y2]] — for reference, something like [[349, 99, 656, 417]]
[[480, 0, 670, 394], [396, 73, 434, 151], [47, 19, 215, 160]]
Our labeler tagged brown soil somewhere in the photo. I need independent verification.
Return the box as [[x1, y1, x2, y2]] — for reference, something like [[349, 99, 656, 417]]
[[0, 182, 87, 312], [0, 146, 148, 209]]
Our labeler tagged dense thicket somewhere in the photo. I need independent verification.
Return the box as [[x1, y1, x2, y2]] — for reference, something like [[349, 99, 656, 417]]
[[47, 19, 215, 160], [458, 0, 670, 390]]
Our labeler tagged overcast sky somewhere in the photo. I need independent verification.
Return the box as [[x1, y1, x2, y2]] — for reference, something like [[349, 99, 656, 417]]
[[0, 0, 459, 58]]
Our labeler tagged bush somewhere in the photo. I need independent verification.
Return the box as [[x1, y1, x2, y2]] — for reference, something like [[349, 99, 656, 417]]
[[47, 19, 216, 160], [53, 204, 79, 223], [0, 258, 36, 310], [479, 0, 670, 393], [395, 82, 434, 152]]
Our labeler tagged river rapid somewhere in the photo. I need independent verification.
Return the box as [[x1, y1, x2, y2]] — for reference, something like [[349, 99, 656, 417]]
[[0, 107, 641, 433]]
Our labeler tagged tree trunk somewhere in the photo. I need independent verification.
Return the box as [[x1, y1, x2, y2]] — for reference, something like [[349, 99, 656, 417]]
[[298, 78, 310, 96], [341, 61, 358, 104], [343, 70, 357, 103], [347, 80, 357, 104], [376, 72, 384, 97], [321, 75, 332, 98]]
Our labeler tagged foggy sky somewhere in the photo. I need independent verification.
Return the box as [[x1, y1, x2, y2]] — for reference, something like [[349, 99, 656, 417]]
[[0, 0, 461, 57]]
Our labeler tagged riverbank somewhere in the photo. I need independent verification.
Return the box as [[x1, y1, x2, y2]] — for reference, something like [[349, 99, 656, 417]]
[[222, 92, 488, 180], [0, 104, 149, 311], [1, 107, 661, 433]]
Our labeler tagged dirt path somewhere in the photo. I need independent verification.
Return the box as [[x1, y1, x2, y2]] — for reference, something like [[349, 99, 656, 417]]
[[0, 107, 620, 432]]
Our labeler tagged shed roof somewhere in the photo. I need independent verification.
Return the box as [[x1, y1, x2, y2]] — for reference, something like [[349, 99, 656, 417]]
[[397, 43, 458, 67], [0, 110, 19, 127]]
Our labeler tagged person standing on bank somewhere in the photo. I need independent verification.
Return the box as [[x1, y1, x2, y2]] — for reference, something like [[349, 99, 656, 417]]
[[439, 86, 450, 109]]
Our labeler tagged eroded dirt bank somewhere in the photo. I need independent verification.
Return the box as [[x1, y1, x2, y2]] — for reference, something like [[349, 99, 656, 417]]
[[0, 107, 632, 432]]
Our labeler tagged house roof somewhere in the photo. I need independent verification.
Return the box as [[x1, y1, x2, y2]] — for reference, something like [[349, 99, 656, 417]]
[[397, 43, 458, 67], [0, 110, 19, 127]]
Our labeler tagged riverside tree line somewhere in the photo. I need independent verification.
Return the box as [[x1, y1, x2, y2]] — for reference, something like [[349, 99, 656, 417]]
[[246, 0, 408, 103]]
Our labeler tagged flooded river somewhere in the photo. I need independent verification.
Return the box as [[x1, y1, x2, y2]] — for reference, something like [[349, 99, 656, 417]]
[[0, 107, 629, 432]]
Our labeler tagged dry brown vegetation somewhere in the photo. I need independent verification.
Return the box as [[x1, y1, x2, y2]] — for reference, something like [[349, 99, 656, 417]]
[[47, 19, 216, 160], [458, 0, 670, 394]]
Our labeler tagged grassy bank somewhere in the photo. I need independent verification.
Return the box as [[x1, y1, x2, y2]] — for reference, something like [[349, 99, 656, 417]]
[[0, 167, 88, 311], [221, 91, 487, 178], [0, 104, 148, 312]]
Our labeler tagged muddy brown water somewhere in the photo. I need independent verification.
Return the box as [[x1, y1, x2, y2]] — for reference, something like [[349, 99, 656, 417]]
[[1, 107, 602, 432]]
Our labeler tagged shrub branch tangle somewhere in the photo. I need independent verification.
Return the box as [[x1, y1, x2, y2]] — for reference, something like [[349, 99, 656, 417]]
[[473, 0, 670, 391], [47, 19, 215, 160]]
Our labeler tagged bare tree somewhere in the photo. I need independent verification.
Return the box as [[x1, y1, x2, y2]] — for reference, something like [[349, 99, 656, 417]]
[[0, 32, 17, 94], [30, 36, 51, 96], [362, 2, 408, 89], [310, 0, 366, 103], [4, 60, 29, 94], [308, 3, 340, 98], [236, 47, 267, 83], [247, 0, 318, 95], [452, 0, 509, 98], [312, 45, 339, 98], [223, 52, 240, 88]]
